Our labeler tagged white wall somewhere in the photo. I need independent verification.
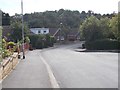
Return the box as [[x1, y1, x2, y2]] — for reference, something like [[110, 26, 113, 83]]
[[30, 28, 49, 34]]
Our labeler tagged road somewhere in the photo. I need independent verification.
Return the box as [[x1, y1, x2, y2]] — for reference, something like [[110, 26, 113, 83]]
[[2, 42, 118, 88], [41, 42, 118, 88]]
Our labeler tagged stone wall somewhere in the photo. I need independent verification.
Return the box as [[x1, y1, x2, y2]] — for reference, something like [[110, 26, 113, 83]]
[[1, 53, 18, 79]]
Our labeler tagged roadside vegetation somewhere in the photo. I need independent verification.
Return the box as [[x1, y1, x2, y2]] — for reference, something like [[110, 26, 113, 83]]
[[80, 14, 119, 50], [29, 34, 55, 49]]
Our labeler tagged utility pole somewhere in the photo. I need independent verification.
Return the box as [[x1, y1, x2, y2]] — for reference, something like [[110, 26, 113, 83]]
[[59, 23, 62, 44], [21, 0, 25, 59]]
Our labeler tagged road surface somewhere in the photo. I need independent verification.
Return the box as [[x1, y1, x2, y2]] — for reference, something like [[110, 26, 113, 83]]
[[2, 42, 118, 88], [41, 42, 118, 88]]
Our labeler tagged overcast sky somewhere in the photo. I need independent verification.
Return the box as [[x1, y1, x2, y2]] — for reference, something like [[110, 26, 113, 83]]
[[0, 0, 119, 16]]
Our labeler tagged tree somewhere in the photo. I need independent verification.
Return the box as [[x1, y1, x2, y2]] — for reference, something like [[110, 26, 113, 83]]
[[100, 17, 112, 38], [10, 21, 29, 42], [80, 16, 104, 41], [2, 12, 10, 26], [109, 15, 119, 40], [118, 13, 120, 41]]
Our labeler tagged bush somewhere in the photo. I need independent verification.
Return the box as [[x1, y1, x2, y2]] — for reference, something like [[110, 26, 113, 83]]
[[7, 42, 15, 48], [35, 37, 44, 49], [29, 35, 39, 48], [85, 39, 120, 50], [29, 34, 55, 49], [2, 49, 12, 59], [50, 36, 56, 47]]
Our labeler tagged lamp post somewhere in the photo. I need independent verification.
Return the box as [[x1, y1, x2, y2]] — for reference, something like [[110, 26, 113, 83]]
[[21, 0, 25, 59], [59, 23, 62, 43]]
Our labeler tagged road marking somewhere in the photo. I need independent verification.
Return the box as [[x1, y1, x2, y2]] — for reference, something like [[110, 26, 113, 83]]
[[39, 54, 60, 88]]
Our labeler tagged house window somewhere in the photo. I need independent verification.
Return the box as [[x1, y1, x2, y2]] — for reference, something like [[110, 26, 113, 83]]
[[38, 31, 41, 34], [44, 31, 46, 33]]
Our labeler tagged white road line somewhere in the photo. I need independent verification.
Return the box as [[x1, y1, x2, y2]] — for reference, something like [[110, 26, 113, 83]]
[[39, 54, 60, 88]]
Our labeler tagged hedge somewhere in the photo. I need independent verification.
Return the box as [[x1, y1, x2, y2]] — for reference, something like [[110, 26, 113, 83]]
[[85, 39, 120, 50], [29, 34, 55, 49]]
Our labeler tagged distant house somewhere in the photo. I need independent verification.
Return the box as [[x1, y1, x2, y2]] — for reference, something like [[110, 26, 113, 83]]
[[30, 28, 49, 35], [30, 27, 80, 41], [30, 28, 65, 41], [67, 28, 80, 41]]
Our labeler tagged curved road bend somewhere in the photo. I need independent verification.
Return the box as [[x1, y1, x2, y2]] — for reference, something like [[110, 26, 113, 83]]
[[41, 42, 118, 88]]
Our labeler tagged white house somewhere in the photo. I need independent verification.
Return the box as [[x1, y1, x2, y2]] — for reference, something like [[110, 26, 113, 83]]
[[30, 28, 65, 41], [30, 28, 49, 35]]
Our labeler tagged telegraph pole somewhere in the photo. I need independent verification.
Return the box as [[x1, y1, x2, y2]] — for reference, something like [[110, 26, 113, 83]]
[[21, 0, 25, 59], [60, 23, 62, 44]]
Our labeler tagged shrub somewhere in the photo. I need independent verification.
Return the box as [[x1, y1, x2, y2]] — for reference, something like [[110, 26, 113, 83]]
[[7, 42, 15, 48], [50, 36, 55, 47], [29, 34, 55, 49], [25, 36, 30, 44], [2, 49, 12, 59], [85, 39, 120, 50], [29, 35, 39, 48], [35, 37, 44, 49]]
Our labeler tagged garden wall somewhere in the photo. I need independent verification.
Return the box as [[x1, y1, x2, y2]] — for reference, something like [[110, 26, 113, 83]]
[[1, 53, 18, 79]]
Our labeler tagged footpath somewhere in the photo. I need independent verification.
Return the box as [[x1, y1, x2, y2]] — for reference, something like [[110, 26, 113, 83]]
[[2, 50, 52, 88]]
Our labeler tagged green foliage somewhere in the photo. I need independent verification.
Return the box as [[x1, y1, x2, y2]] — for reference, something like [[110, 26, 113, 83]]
[[2, 49, 12, 59], [0, 26, 2, 62], [2, 38, 17, 59], [2, 12, 10, 25], [7, 42, 15, 48], [80, 16, 104, 41], [118, 13, 120, 41], [2, 39, 14, 59], [25, 36, 30, 43], [10, 21, 29, 42], [109, 15, 119, 40], [29, 35, 39, 48], [85, 39, 119, 50], [29, 34, 55, 49], [2, 39, 7, 50], [100, 17, 111, 38], [80, 14, 119, 42], [35, 35, 44, 49], [23, 9, 81, 28]]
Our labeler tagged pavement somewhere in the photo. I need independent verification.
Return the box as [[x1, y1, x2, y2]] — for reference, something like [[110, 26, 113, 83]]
[[2, 50, 52, 88]]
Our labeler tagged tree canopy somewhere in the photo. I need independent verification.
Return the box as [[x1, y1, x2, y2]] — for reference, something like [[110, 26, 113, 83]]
[[10, 21, 29, 42], [2, 12, 10, 26], [80, 14, 119, 42]]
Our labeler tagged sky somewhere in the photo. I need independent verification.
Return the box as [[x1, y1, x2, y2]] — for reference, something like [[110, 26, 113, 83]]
[[0, 0, 119, 16]]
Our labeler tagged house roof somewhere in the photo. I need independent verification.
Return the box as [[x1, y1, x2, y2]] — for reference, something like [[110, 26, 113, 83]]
[[49, 28, 59, 36], [29, 27, 80, 38], [29, 30, 35, 35], [68, 28, 79, 36]]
